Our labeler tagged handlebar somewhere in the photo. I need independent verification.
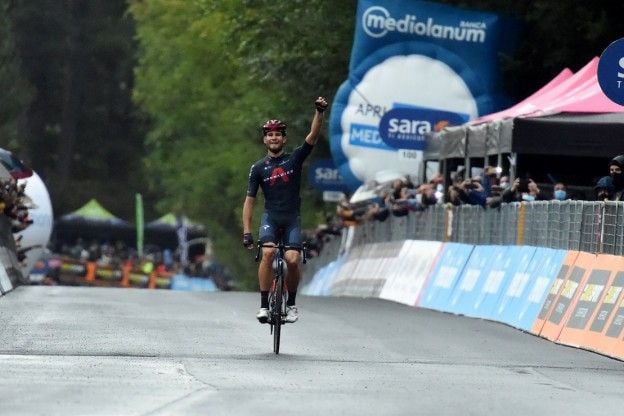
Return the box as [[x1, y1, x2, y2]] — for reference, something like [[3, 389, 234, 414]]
[[255, 242, 308, 264]]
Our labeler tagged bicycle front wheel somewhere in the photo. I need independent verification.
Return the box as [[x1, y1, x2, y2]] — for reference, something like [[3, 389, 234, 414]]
[[273, 273, 284, 354]]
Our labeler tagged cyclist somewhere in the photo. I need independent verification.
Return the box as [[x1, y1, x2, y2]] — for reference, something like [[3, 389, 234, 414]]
[[242, 96, 329, 324]]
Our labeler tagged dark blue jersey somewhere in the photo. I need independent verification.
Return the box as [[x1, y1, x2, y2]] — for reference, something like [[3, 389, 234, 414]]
[[246, 142, 313, 213]]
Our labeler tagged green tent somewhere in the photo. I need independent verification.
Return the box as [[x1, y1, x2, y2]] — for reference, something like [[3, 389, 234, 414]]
[[61, 198, 127, 224]]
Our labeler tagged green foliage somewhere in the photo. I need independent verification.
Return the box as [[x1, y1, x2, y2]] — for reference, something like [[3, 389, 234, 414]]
[[0, 3, 33, 153], [8, 0, 147, 219], [129, 0, 354, 288]]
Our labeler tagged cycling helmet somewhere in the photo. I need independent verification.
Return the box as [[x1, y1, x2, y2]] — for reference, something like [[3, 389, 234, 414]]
[[262, 119, 286, 135]]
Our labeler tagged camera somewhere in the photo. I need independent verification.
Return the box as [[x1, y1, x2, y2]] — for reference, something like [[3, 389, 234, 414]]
[[517, 178, 530, 193]]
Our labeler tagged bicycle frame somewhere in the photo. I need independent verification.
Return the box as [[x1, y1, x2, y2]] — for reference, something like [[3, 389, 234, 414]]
[[255, 240, 307, 354]]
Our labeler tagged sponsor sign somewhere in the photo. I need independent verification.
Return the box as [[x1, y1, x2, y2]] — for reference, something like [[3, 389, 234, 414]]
[[330, 0, 521, 191], [548, 266, 584, 325], [349, 124, 393, 150], [597, 38, 624, 105], [566, 269, 609, 329], [308, 159, 345, 191], [537, 265, 569, 320], [592, 271, 624, 333], [379, 106, 469, 150]]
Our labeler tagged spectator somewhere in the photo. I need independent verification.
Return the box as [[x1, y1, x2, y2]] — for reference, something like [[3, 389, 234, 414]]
[[499, 175, 510, 191], [336, 195, 364, 226], [594, 176, 615, 201], [385, 178, 424, 216], [608, 154, 624, 200], [552, 182, 568, 201], [416, 183, 438, 208], [448, 176, 487, 207], [502, 177, 548, 203]]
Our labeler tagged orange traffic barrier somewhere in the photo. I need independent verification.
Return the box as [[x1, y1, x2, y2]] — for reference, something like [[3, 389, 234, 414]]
[[120, 260, 132, 287], [538, 252, 594, 341], [557, 254, 622, 349], [84, 261, 97, 282], [530, 251, 579, 336], [148, 270, 157, 289]]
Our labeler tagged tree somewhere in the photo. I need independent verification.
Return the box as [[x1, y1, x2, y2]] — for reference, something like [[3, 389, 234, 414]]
[[0, 2, 33, 155], [9, 0, 149, 220]]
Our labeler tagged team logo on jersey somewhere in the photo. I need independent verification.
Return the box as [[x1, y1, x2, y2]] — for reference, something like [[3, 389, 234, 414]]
[[267, 167, 292, 186]]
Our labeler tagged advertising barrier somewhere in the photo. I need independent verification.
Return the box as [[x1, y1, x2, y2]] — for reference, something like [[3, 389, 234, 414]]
[[447, 245, 506, 317], [301, 256, 346, 296], [303, 234, 624, 359], [418, 242, 473, 311], [170, 275, 218, 292], [379, 240, 442, 306], [330, 241, 404, 297], [467, 245, 514, 319], [0, 264, 13, 294], [588, 270, 624, 356], [498, 247, 566, 331], [536, 252, 592, 341], [530, 251, 580, 336]]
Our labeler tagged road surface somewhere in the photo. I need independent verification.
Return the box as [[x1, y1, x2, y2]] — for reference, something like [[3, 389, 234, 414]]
[[0, 286, 623, 415]]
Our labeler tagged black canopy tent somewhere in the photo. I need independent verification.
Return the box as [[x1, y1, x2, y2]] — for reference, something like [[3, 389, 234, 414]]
[[145, 213, 207, 250], [508, 112, 624, 189], [425, 112, 624, 191], [53, 199, 135, 247], [54, 202, 208, 252], [512, 112, 624, 158]]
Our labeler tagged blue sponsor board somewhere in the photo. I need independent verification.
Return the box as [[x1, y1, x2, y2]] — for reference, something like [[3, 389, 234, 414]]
[[379, 106, 469, 150], [350, 0, 520, 83], [308, 159, 345, 192], [171, 275, 218, 292], [448, 245, 507, 317], [418, 242, 473, 311], [472, 245, 536, 320], [499, 247, 566, 331], [302, 257, 346, 297], [349, 123, 393, 150], [597, 38, 624, 106]]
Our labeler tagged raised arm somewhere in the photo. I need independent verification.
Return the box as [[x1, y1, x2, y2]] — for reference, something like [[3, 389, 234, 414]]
[[305, 96, 329, 146]]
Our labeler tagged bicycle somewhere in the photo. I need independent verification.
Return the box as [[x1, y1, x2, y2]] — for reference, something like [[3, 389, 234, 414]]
[[255, 240, 308, 354]]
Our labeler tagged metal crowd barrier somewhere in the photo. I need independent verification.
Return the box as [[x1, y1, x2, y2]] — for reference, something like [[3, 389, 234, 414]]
[[345, 200, 624, 255]]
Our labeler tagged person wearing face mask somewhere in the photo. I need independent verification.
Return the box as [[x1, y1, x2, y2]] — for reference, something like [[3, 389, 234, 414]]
[[499, 176, 510, 190], [552, 182, 568, 201], [608, 154, 624, 201]]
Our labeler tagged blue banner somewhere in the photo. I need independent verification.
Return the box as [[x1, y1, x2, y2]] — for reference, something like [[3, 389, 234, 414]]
[[500, 248, 566, 331], [448, 245, 506, 317], [471, 245, 535, 320], [308, 159, 345, 191], [379, 105, 469, 149], [171, 275, 218, 292], [330, 0, 521, 191], [418, 243, 473, 311]]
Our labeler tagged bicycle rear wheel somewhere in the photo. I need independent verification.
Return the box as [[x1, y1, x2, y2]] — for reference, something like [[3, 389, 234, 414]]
[[273, 271, 284, 354]]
